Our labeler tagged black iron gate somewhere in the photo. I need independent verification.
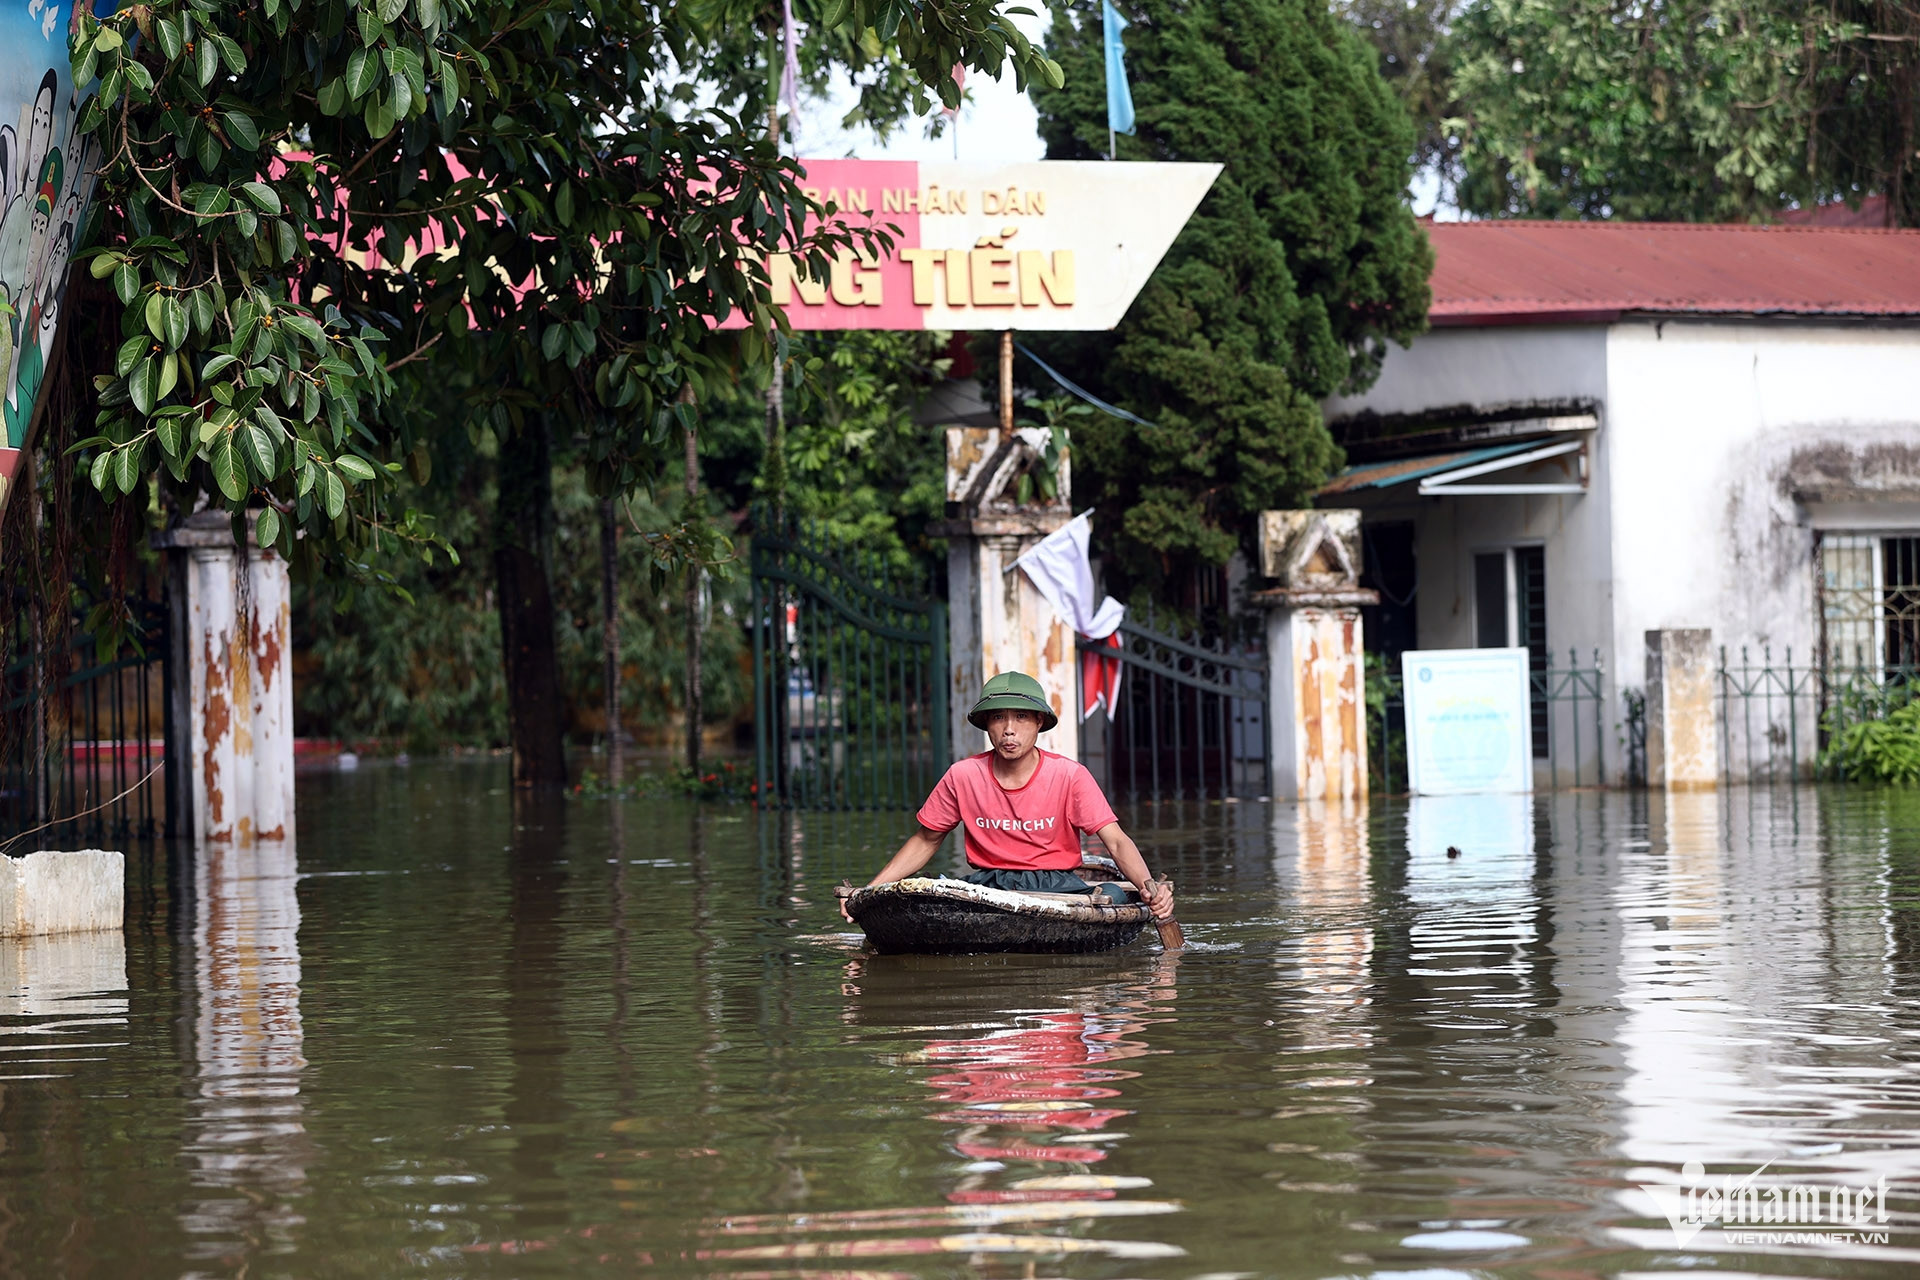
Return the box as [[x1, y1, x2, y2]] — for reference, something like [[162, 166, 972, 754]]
[[751, 516, 948, 809], [1, 598, 172, 845], [1078, 615, 1269, 801]]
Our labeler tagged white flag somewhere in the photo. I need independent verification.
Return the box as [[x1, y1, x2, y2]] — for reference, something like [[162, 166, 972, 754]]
[[1013, 511, 1125, 640]]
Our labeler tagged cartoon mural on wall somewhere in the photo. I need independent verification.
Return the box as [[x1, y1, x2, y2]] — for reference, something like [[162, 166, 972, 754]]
[[0, 1, 110, 512]]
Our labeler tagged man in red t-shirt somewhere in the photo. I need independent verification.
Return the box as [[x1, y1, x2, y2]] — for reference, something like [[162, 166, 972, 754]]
[[840, 672, 1175, 922]]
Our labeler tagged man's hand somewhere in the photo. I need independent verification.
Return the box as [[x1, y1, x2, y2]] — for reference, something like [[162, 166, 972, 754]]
[[1139, 878, 1174, 922], [835, 882, 857, 924]]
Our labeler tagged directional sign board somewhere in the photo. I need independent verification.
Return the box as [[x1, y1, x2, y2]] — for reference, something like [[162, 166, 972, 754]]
[[1401, 647, 1534, 795], [752, 159, 1220, 332]]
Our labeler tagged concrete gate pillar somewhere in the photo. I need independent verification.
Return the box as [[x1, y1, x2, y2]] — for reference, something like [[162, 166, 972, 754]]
[[1646, 628, 1719, 789], [156, 512, 295, 843], [929, 426, 1079, 761], [1252, 511, 1377, 802]]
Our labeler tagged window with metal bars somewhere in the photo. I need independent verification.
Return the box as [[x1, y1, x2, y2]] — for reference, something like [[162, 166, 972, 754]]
[[1819, 533, 1920, 677]]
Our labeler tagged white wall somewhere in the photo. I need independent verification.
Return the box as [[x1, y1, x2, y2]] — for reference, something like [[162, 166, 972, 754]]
[[1604, 322, 1920, 683], [1326, 326, 1608, 420]]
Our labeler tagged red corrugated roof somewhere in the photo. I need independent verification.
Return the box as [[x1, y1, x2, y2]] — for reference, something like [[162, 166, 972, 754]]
[[1428, 220, 1920, 325]]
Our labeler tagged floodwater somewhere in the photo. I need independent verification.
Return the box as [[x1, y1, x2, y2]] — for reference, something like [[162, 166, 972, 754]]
[[4, 763, 1920, 1278]]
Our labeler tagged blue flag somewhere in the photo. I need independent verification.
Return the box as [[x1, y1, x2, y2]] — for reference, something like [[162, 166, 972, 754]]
[[1103, 0, 1135, 139]]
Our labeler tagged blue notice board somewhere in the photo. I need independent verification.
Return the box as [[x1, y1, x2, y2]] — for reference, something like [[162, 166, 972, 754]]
[[1401, 648, 1533, 794]]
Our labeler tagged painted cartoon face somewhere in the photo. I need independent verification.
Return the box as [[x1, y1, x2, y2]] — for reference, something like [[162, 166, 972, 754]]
[[21, 72, 57, 196], [30, 88, 51, 143]]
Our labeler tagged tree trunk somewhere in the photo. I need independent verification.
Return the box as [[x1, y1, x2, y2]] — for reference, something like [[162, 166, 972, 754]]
[[600, 497, 622, 788], [683, 400, 704, 774], [494, 417, 568, 788]]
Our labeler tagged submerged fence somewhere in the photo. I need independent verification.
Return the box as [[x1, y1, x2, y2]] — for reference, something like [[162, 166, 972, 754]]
[[0, 599, 171, 845], [1715, 645, 1919, 783], [1077, 615, 1269, 803], [749, 516, 948, 810]]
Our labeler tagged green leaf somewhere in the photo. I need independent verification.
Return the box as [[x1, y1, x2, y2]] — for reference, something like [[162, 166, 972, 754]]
[[379, 0, 407, 23], [202, 352, 239, 380], [275, 219, 298, 262], [88, 252, 118, 279], [417, 0, 440, 27], [335, 454, 378, 482], [318, 76, 347, 116], [345, 47, 379, 99], [240, 182, 282, 214], [95, 26, 122, 52], [144, 292, 166, 340], [196, 36, 218, 87], [222, 111, 261, 152], [240, 420, 278, 476], [554, 181, 574, 226], [156, 417, 184, 460], [164, 296, 188, 350], [128, 358, 156, 414], [235, 207, 258, 237], [357, 7, 383, 47], [213, 34, 246, 75], [190, 288, 215, 336], [113, 262, 138, 304], [322, 468, 346, 519], [156, 351, 179, 400], [210, 432, 247, 502], [540, 324, 564, 360], [281, 314, 326, 345], [257, 506, 281, 550], [391, 72, 413, 119], [363, 97, 395, 138], [114, 441, 142, 494], [116, 335, 146, 378], [157, 17, 182, 61], [90, 450, 113, 492]]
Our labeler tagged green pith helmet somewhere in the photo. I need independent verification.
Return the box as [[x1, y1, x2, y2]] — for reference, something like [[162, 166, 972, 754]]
[[968, 671, 1059, 733]]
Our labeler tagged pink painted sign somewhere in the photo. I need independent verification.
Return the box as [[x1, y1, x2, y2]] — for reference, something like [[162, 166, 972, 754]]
[[743, 158, 1218, 333]]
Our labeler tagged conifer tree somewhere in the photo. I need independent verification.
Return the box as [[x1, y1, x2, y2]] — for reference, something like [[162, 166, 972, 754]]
[[1029, 0, 1431, 600]]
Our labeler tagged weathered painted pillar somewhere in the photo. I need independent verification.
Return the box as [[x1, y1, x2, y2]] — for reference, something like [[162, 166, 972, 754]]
[[1646, 628, 1719, 789], [931, 426, 1079, 760], [1253, 511, 1377, 802], [156, 512, 295, 843]]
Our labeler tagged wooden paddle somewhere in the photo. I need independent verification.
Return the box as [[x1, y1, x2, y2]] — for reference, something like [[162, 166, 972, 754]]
[[1150, 877, 1185, 950]]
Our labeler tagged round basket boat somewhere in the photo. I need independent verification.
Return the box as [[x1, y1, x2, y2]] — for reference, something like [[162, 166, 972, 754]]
[[844, 875, 1151, 956]]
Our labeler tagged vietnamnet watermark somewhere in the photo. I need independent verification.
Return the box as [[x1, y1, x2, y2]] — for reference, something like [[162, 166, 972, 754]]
[[1641, 1160, 1890, 1248]]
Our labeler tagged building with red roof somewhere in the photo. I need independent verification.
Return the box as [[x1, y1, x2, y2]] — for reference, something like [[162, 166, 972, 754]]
[[1321, 220, 1920, 782]]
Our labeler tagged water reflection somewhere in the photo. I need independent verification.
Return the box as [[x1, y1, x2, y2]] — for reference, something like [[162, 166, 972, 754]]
[[694, 955, 1186, 1270], [1614, 788, 1920, 1264], [1280, 801, 1374, 1051], [8, 765, 1920, 1278], [180, 838, 308, 1273]]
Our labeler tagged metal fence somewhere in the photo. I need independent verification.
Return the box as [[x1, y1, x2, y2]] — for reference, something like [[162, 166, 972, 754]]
[[1077, 615, 1269, 802], [1714, 644, 1920, 783], [1372, 648, 1611, 794], [750, 516, 948, 810], [0, 599, 171, 845]]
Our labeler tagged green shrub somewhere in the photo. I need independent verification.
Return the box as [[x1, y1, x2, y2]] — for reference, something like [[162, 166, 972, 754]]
[[1821, 698, 1920, 786]]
